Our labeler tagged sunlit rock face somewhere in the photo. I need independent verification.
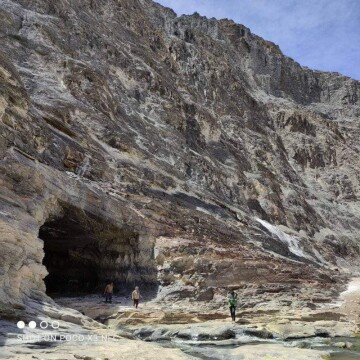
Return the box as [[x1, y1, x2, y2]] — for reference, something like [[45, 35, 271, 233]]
[[0, 0, 359, 314]]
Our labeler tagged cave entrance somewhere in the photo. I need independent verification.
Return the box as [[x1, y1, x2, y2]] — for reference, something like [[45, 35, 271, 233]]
[[39, 204, 155, 297]]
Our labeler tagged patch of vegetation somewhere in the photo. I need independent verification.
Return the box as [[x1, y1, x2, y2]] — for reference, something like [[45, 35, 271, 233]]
[[321, 355, 331, 360]]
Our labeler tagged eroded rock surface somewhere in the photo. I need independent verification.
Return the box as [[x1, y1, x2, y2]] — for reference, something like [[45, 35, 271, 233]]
[[0, 0, 360, 358]]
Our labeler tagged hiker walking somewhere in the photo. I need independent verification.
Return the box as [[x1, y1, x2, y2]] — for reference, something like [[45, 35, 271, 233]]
[[132, 286, 141, 308], [104, 281, 114, 303], [228, 290, 238, 322]]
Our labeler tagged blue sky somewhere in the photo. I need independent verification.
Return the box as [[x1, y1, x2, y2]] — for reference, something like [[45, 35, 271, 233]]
[[155, 0, 360, 80]]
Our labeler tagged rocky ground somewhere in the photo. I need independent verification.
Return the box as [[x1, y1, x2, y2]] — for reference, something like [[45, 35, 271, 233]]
[[1, 278, 359, 359]]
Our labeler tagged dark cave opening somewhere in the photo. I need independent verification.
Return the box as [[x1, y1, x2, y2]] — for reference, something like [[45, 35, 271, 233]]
[[39, 204, 157, 297]]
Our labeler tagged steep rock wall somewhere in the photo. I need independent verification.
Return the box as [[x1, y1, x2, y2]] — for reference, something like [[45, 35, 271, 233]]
[[0, 0, 359, 314]]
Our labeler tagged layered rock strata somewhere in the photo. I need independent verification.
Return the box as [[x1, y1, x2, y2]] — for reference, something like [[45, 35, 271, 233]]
[[0, 0, 359, 317]]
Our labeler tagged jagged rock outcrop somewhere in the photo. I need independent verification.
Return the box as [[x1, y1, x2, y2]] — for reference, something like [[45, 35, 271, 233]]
[[0, 0, 360, 316]]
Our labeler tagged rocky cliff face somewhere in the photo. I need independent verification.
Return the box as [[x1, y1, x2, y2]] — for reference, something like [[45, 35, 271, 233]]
[[0, 0, 359, 315]]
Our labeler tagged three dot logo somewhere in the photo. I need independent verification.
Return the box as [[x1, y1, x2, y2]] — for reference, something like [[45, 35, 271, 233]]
[[16, 320, 60, 329]]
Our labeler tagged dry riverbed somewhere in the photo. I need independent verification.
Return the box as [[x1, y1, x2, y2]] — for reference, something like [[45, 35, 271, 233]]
[[1, 278, 359, 360]]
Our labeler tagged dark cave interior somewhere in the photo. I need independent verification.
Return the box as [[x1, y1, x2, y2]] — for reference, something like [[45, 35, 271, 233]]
[[39, 204, 156, 296]]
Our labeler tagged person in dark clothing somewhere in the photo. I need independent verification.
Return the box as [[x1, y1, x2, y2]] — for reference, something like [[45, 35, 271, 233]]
[[104, 281, 113, 303], [227, 290, 238, 322]]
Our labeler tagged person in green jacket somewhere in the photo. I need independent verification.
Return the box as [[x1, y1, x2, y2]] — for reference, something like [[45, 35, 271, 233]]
[[228, 290, 238, 321]]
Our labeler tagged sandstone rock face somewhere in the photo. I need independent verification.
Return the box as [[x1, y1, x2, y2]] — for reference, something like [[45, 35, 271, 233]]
[[0, 0, 359, 314]]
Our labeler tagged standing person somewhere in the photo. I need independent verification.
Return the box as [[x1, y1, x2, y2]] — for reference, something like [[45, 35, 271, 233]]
[[228, 290, 238, 322], [132, 286, 140, 308], [104, 281, 113, 303]]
